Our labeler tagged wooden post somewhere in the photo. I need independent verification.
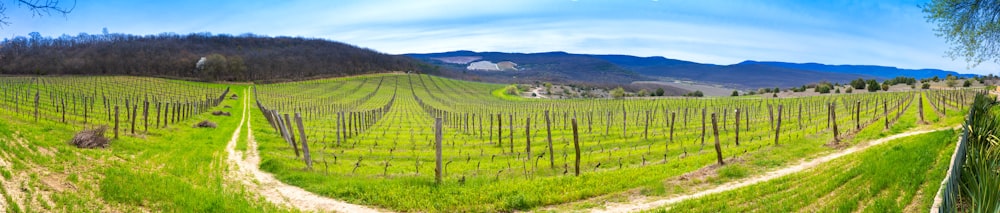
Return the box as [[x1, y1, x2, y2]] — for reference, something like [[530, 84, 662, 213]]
[[711, 113, 724, 165], [114, 106, 119, 139], [572, 117, 581, 176], [497, 114, 503, 149], [130, 105, 137, 135], [919, 94, 925, 123], [295, 113, 312, 169], [831, 103, 839, 143], [644, 110, 650, 140], [61, 99, 66, 123], [144, 99, 149, 133], [435, 117, 443, 184], [284, 114, 300, 158], [509, 114, 514, 153], [336, 112, 342, 147], [855, 101, 861, 130], [545, 110, 554, 168], [735, 108, 740, 146], [34, 91, 39, 122], [525, 117, 531, 162], [700, 108, 706, 149], [883, 100, 889, 130], [669, 112, 676, 150], [775, 105, 783, 146]]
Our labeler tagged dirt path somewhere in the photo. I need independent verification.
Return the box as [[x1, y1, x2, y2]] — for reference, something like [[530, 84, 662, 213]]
[[530, 87, 548, 98], [592, 126, 958, 213], [225, 88, 384, 213]]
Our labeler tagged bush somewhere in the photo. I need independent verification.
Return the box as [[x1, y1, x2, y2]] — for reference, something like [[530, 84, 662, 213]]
[[212, 111, 231, 116], [845, 87, 853, 93], [70, 126, 111, 148], [611, 87, 625, 99], [731, 90, 739, 96], [964, 80, 973, 87], [922, 83, 931, 89]]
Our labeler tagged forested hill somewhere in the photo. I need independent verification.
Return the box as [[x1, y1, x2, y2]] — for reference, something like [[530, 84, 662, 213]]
[[0, 33, 432, 82]]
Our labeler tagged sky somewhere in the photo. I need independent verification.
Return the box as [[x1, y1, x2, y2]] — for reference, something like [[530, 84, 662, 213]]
[[4, 0, 997, 75]]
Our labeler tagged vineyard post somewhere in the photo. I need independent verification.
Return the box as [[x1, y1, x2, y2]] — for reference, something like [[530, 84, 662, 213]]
[[798, 103, 802, 130], [831, 103, 839, 143], [114, 106, 119, 139], [768, 104, 774, 130], [918, 94, 925, 123], [131, 105, 137, 135], [143, 99, 149, 133], [622, 104, 627, 139], [283, 114, 300, 158], [525, 117, 532, 163], [669, 112, 676, 149], [572, 117, 581, 176], [336, 112, 342, 147], [775, 105, 783, 146], [545, 110, 554, 168], [34, 91, 39, 122], [164, 103, 170, 127], [644, 110, 650, 140], [497, 114, 503, 150], [855, 101, 861, 130], [883, 100, 889, 130], [295, 113, 313, 169], [509, 114, 514, 153], [735, 108, 740, 146], [435, 117, 443, 184], [61, 99, 66, 123], [711, 113, 724, 165], [83, 98, 88, 125], [700, 108, 706, 150]]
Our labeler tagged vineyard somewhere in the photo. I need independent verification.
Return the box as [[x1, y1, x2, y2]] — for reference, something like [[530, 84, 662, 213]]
[[251, 73, 980, 211]]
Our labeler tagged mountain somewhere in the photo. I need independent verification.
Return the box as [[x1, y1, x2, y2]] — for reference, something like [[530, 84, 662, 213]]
[[406, 51, 653, 87], [739, 61, 977, 79], [0, 33, 433, 82]]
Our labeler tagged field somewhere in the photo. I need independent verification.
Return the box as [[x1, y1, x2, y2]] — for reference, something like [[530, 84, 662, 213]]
[[251, 73, 977, 212], [0, 74, 981, 212]]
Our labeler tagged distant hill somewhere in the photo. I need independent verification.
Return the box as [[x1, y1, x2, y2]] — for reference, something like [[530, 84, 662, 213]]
[[0, 33, 432, 82], [739, 61, 977, 79], [406, 51, 652, 87]]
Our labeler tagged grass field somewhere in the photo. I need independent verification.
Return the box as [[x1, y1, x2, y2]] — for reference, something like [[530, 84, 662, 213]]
[[0, 74, 979, 212]]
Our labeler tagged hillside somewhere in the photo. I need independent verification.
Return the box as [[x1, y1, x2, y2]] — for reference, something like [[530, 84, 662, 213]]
[[0, 33, 432, 82], [407, 51, 651, 87], [739, 60, 977, 79]]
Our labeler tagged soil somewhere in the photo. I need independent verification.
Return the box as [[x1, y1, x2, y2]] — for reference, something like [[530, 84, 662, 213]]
[[225, 88, 384, 213]]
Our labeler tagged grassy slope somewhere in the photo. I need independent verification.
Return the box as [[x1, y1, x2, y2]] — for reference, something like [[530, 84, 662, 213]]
[[652, 129, 957, 212], [0, 84, 286, 212]]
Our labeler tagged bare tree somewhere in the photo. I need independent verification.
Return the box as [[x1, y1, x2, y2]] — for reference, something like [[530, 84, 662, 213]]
[[0, 0, 76, 27]]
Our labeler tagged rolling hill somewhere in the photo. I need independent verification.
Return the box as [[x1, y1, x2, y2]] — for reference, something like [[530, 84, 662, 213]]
[[738, 61, 977, 79]]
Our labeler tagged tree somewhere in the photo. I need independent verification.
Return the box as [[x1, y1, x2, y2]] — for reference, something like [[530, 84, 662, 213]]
[[964, 79, 973, 87], [946, 75, 958, 87], [544, 82, 553, 94], [731, 90, 739, 96], [845, 87, 853, 93], [655, 88, 665, 96], [203, 54, 228, 80], [867, 79, 880, 92], [611, 87, 625, 99], [850, 78, 867, 89], [922, 83, 932, 89], [881, 82, 890, 91], [924, 0, 1000, 67], [637, 89, 649, 97], [0, 0, 75, 27]]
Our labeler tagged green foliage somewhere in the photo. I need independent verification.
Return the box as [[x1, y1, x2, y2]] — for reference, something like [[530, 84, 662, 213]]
[[867, 79, 880, 92], [718, 165, 748, 179], [881, 82, 890, 91], [505, 84, 520, 95], [655, 88, 665, 96], [611, 87, 625, 99], [731, 90, 739, 96], [923, 83, 932, 89], [964, 79, 973, 87], [955, 93, 1000, 212], [683, 90, 704, 97], [845, 87, 853, 93], [638, 89, 649, 97], [850, 78, 867, 89], [923, 0, 1000, 67]]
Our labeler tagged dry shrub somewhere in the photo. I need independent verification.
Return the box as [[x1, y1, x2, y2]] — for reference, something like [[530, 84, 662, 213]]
[[70, 126, 110, 149], [195, 120, 217, 128], [212, 111, 231, 116]]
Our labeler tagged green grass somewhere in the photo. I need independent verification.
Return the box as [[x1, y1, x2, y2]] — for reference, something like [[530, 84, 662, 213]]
[[252, 74, 976, 212], [651, 129, 958, 212]]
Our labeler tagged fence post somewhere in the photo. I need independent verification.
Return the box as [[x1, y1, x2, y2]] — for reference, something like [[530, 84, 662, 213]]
[[572, 117, 580, 176], [711, 113, 724, 165], [775, 105, 783, 146], [295, 113, 312, 169], [545, 110, 554, 168], [114, 106, 119, 139], [283, 113, 300, 158], [435, 117, 443, 184], [735, 109, 740, 146]]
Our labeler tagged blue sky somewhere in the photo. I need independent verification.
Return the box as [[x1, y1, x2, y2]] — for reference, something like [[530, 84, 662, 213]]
[[4, 0, 996, 75]]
